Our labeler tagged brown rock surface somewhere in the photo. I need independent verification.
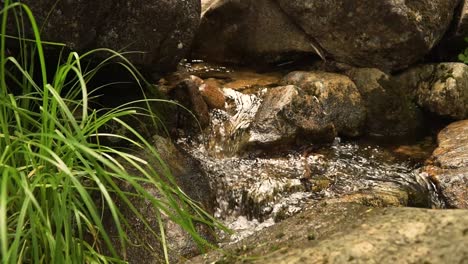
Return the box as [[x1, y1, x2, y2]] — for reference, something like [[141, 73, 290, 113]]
[[424, 120, 468, 208]]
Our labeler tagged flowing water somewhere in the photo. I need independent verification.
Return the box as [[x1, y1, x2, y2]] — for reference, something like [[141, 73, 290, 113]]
[[172, 62, 445, 244]]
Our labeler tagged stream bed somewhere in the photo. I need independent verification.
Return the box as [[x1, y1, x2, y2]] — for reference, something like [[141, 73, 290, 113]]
[[179, 135, 443, 244], [165, 61, 446, 245], [175, 95, 442, 246]]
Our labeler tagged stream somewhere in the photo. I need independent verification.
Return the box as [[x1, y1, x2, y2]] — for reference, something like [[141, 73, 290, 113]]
[[170, 61, 445, 245]]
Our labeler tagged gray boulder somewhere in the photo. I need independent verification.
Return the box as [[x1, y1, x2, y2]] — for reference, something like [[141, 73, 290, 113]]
[[276, 0, 459, 71], [13, 0, 201, 71], [193, 0, 315, 64], [424, 120, 468, 209], [247, 85, 336, 148], [346, 68, 424, 137], [281, 71, 366, 137], [396, 63, 468, 119]]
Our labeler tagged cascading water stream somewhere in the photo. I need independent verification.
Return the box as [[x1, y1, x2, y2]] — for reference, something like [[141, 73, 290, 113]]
[[176, 83, 445, 244]]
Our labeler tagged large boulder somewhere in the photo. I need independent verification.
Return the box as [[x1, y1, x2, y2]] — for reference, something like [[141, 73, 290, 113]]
[[281, 71, 366, 137], [424, 120, 468, 209], [346, 68, 424, 138], [396, 63, 468, 119], [276, 0, 459, 71], [193, 0, 315, 64], [11, 0, 201, 71], [189, 203, 468, 263]]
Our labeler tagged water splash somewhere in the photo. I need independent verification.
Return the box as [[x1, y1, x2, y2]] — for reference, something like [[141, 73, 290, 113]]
[[173, 65, 443, 244]]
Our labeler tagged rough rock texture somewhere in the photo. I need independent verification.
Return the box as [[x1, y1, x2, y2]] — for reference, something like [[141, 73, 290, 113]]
[[15, 0, 201, 71], [189, 203, 468, 263], [193, 0, 315, 64], [346, 68, 424, 137], [276, 0, 459, 71], [396, 63, 468, 119], [424, 120, 468, 208], [247, 85, 336, 148], [281, 71, 366, 137], [107, 136, 215, 263]]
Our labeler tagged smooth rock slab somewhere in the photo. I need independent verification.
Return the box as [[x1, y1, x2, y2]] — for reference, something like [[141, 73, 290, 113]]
[[262, 206, 468, 264], [424, 120, 468, 208], [276, 0, 459, 71], [188, 203, 468, 263], [396, 63, 468, 120]]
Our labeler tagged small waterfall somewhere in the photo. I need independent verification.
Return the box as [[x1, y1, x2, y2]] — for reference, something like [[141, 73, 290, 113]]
[[176, 86, 444, 244]]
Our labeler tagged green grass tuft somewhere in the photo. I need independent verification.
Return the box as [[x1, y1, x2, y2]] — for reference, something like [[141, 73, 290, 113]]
[[0, 1, 224, 263]]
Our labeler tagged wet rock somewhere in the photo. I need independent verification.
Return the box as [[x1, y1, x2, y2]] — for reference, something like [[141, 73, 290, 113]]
[[247, 85, 336, 148], [169, 77, 211, 130], [396, 63, 468, 119], [276, 0, 458, 71], [281, 71, 366, 137], [223, 72, 282, 91], [189, 203, 468, 263], [14, 0, 200, 71], [169, 75, 226, 110], [424, 120, 468, 208], [199, 82, 226, 110], [106, 136, 216, 263], [346, 68, 424, 137], [193, 0, 315, 64]]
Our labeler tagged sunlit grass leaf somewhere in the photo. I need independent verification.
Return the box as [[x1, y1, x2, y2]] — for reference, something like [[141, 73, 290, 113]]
[[0, 1, 226, 263]]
